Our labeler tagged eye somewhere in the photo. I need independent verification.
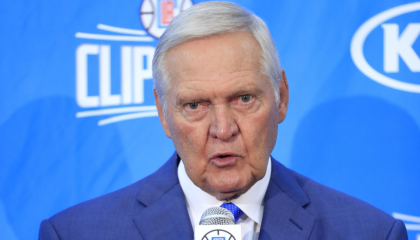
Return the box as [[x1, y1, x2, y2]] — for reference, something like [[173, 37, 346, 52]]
[[187, 102, 199, 109], [239, 95, 252, 102]]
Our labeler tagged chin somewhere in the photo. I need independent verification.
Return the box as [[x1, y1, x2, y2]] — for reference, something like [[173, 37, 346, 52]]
[[208, 178, 248, 200], [214, 191, 241, 201]]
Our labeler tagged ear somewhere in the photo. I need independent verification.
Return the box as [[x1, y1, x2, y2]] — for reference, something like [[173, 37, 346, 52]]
[[278, 68, 289, 123], [154, 89, 172, 138]]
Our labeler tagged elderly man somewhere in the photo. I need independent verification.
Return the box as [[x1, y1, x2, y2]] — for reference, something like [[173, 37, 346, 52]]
[[39, 2, 408, 240]]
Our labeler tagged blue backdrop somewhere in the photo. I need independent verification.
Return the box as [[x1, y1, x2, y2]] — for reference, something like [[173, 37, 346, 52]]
[[1, 0, 419, 239]]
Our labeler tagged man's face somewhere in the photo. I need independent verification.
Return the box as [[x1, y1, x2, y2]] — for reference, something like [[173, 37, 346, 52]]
[[155, 31, 289, 200]]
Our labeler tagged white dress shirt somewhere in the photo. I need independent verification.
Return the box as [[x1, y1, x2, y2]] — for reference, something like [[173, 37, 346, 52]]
[[178, 158, 272, 240]]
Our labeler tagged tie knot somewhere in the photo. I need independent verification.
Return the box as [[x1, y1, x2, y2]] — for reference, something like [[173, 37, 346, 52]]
[[220, 202, 243, 223]]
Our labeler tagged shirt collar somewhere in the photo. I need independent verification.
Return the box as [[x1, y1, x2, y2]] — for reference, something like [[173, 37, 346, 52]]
[[178, 157, 271, 226]]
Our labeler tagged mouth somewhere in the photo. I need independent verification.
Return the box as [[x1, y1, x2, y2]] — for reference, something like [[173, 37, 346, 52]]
[[210, 153, 240, 167]]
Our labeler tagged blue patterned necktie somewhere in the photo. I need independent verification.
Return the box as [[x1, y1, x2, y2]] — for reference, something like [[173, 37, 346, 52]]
[[220, 202, 244, 223]]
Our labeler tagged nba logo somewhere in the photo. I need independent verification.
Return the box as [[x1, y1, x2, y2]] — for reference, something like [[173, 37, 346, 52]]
[[158, 0, 174, 26], [212, 238, 225, 240]]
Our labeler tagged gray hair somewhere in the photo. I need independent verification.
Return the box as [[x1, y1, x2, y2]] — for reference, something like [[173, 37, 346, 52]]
[[152, 1, 282, 114]]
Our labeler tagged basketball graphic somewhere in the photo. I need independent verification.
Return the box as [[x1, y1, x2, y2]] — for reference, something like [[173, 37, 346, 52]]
[[140, 0, 194, 38], [202, 229, 236, 240]]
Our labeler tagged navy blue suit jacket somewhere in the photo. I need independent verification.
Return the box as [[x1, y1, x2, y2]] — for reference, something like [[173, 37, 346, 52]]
[[39, 153, 408, 239]]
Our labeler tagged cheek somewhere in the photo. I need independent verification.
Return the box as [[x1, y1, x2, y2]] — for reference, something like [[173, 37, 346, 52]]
[[170, 121, 198, 153], [262, 104, 279, 152], [167, 115, 209, 164], [240, 105, 278, 172], [241, 108, 273, 148], [167, 119, 210, 183]]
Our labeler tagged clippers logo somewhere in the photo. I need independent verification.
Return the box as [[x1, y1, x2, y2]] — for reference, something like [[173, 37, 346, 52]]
[[202, 230, 235, 240], [73, 0, 194, 126], [74, 24, 157, 126], [76, 24, 157, 126], [351, 2, 420, 93], [140, 0, 193, 38]]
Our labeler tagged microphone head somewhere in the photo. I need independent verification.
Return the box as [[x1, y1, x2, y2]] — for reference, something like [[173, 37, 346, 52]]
[[199, 207, 235, 225]]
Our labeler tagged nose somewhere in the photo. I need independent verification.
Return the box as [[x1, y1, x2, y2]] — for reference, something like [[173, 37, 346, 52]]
[[209, 105, 239, 140]]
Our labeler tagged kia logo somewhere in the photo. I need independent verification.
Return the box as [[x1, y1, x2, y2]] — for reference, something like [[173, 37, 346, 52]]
[[351, 2, 420, 93]]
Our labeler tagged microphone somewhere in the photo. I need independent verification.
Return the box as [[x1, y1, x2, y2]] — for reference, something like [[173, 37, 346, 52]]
[[199, 207, 235, 225], [194, 207, 242, 240]]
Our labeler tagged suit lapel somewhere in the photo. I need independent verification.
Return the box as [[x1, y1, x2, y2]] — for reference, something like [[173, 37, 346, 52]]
[[259, 158, 315, 240], [133, 153, 194, 240]]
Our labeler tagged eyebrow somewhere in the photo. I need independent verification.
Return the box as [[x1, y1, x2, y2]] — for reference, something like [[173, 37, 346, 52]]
[[175, 89, 209, 106], [229, 85, 262, 96], [175, 83, 263, 105]]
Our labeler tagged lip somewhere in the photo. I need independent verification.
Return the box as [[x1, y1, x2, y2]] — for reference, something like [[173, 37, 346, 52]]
[[210, 152, 240, 168]]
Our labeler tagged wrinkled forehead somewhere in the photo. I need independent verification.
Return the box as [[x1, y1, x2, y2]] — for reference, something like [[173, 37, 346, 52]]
[[164, 31, 264, 84]]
